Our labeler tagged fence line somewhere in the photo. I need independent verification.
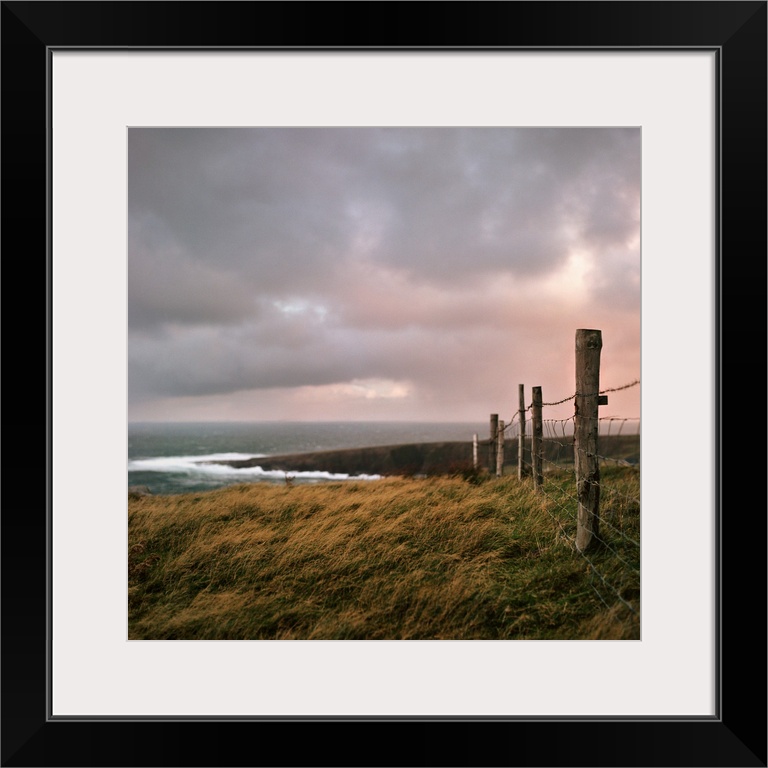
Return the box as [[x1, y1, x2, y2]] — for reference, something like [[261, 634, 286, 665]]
[[478, 406, 640, 473], [478, 331, 640, 630]]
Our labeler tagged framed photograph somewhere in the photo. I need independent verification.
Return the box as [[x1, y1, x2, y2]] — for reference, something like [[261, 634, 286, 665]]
[[4, 1, 765, 765]]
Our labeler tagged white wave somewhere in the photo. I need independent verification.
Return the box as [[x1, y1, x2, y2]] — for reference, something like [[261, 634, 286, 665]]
[[128, 452, 264, 473], [128, 453, 381, 482], [202, 466, 382, 482]]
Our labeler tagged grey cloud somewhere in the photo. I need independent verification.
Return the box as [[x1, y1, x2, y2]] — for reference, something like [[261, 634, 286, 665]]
[[130, 313, 505, 404], [129, 327, 368, 401], [128, 127, 640, 414], [129, 127, 640, 304], [128, 212, 261, 329]]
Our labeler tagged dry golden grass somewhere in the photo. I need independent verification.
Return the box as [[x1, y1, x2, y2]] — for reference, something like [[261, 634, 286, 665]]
[[129, 469, 640, 640]]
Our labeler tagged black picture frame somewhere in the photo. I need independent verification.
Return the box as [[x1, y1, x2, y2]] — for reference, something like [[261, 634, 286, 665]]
[[3, 2, 765, 766]]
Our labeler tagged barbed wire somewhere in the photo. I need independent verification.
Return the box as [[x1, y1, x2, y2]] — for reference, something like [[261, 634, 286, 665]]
[[503, 378, 640, 412], [498, 380, 639, 438], [600, 379, 640, 394]]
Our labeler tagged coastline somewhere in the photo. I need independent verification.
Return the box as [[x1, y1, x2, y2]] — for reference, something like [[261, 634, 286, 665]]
[[206, 440, 477, 477], [205, 434, 640, 477]]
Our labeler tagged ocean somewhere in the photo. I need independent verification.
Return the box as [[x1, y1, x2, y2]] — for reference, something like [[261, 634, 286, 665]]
[[128, 421, 487, 496]]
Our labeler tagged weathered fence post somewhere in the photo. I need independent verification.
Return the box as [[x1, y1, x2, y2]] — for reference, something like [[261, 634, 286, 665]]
[[496, 420, 505, 477], [489, 414, 498, 472], [532, 386, 544, 489], [575, 329, 602, 552], [518, 384, 529, 479], [473, 433, 479, 469]]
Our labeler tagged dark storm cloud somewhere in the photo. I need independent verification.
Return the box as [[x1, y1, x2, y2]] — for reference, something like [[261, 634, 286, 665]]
[[129, 318, 501, 401], [128, 211, 261, 329], [128, 127, 640, 413], [129, 127, 639, 297]]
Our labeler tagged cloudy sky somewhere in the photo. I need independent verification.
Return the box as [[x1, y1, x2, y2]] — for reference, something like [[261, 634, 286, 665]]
[[128, 127, 640, 424]]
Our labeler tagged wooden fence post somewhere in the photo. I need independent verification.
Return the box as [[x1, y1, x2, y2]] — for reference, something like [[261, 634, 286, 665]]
[[532, 386, 543, 489], [489, 414, 498, 472], [496, 420, 505, 477], [575, 329, 602, 552], [518, 384, 529, 479], [473, 433, 479, 469]]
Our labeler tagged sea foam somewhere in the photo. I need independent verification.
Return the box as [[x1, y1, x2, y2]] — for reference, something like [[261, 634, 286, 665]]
[[128, 453, 381, 482]]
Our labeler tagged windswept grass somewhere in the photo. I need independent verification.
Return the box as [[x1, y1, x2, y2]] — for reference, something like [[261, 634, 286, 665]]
[[128, 467, 639, 640]]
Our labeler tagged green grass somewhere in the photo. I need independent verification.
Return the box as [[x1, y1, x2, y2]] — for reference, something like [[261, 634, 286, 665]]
[[128, 465, 640, 640]]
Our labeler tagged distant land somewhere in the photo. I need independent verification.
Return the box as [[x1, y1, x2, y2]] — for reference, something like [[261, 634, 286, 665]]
[[208, 435, 640, 478]]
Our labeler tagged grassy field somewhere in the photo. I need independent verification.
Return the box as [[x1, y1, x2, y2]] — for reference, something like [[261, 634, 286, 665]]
[[128, 465, 640, 640]]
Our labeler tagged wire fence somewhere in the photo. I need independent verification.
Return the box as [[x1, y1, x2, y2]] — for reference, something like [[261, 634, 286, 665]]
[[477, 376, 640, 633]]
